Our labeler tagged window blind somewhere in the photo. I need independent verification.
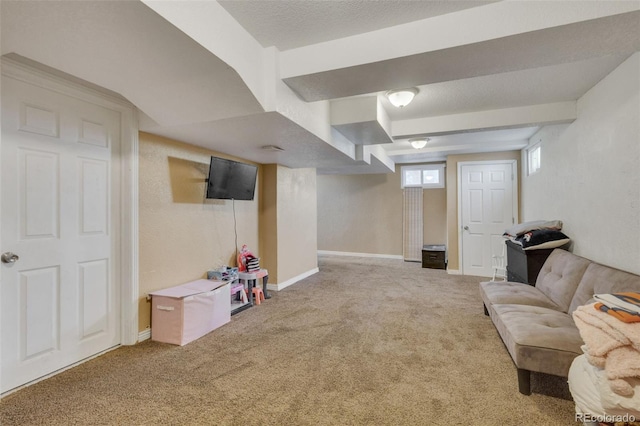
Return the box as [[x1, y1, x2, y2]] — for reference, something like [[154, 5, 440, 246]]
[[403, 187, 423, 262]]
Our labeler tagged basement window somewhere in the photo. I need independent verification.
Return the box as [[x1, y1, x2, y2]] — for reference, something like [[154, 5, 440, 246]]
[[527, 143, 541, 175], [401, 164, 445, 189]]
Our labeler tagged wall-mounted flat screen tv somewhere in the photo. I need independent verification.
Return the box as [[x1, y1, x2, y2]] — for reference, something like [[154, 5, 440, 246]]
[[206, 156, 258, 200]]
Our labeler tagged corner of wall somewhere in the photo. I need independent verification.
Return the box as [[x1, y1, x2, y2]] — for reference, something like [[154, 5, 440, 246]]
[[259, 164, 279, 283], [275, 166, 318, 283]]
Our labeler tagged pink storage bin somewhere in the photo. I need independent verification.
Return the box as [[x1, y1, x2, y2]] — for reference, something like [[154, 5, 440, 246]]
[[149, 279, 230, 346]]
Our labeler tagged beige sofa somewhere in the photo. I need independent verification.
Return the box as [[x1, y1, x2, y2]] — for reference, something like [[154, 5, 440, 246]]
[[480, 249, 640, 395]]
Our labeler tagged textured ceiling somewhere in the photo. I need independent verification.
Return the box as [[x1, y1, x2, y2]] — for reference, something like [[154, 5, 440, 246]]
[[3, 1, 638, 174], [282, 11, 640, 102], [218, 0, 497, 50], [381, 54, 631, 121]]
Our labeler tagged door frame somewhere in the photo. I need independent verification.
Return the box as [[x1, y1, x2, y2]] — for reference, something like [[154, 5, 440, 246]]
[[0, 57, 139, 362], [456, 160, 518, 276]]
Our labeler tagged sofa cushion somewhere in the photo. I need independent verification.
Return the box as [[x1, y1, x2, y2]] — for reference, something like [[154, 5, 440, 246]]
[[568, 262, 640, 315], [535, 250, 591, 313], [491, 304, 584, 377], [480, 281, 561, 313]]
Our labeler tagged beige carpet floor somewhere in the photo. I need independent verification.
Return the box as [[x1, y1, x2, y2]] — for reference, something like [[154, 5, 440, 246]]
[[1, 255, 576, 425]]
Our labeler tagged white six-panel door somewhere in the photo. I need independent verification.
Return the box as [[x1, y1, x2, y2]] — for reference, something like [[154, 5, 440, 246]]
[[1, 74, 121, 393], [460, 162, 516, 277]]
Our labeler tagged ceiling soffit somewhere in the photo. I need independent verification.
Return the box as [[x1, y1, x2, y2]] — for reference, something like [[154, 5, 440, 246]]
[[141, 111, 372, 169], [217, 0, 496, 51], [330, 96, 393, 146], [282, 11, 640, 102], [3, 2, 638, 174], [0, 0, 265, 126]]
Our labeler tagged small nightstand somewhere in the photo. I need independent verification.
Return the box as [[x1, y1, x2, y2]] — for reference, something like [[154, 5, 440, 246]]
[[422, 245, 447, 269], [505, 240, 562, 285]]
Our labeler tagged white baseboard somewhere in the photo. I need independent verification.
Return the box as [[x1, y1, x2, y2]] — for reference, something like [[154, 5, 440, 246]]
[[138, 329, 151, 342], [267, 267, 319, 292], [447, 269, 461, 275], [317, 250, 403, 260]]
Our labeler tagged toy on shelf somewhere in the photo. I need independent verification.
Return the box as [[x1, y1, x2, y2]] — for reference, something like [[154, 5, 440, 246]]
[[237, 244, 260, 273], [207, 265, 238, 281]]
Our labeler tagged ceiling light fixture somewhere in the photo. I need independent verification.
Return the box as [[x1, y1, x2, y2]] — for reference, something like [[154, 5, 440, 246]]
[[386, 87, 419, 108], [261, 145, 284, 152], [409, 137, 429, 149]]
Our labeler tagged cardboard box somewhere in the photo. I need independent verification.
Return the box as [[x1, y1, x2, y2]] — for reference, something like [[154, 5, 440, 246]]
[[149, 279, 230, 346]]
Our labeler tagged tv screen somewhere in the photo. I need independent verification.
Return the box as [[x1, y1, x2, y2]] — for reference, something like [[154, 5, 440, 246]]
[[206, 156, 258, 200]]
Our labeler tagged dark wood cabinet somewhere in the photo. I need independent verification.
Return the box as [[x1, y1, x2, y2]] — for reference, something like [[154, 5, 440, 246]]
[[422, 245, 447, 269], [505, 240, 558, 285]]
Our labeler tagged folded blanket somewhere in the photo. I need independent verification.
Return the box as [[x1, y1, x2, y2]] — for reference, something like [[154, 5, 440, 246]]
[[573, 305, 640, 355], [595, 292, 640, 314], [605, 346, 640, 396], [573, 304, 640, 396], [595, 302, 640, 323]]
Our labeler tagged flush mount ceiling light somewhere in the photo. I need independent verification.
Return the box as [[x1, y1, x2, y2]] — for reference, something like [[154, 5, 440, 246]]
[[386, 87, 419, 108], [409, 137, 429, 149]]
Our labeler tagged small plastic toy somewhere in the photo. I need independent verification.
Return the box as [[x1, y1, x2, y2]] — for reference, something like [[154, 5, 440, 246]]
[[237, 244, 257, 272]]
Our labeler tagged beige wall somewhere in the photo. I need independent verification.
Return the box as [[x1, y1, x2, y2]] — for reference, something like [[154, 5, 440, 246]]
[[260, 164, 318, 284], [317, 165, 448, 256], [258, 165, 278, 281], [276, 166, 318, 282], [138, 132, 260, 332], [259, 165, 318, 283], [423, 188, 447, 245], [445, 151, 521, 272], [317, 170, 403, 255], [521, 53, 640, 274]]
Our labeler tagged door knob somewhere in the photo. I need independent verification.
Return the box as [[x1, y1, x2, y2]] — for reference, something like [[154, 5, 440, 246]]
[[1, 252, 19, 264], [463, 226, 469, 231]]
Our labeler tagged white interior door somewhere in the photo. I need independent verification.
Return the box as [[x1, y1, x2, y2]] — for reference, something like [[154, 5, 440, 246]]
[[1, 74, 121, 393], [460, 162, 516, 277]]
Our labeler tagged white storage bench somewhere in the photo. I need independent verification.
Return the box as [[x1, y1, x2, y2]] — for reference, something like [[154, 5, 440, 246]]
[[149, 279, 230, 346]]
